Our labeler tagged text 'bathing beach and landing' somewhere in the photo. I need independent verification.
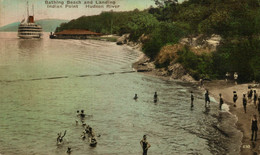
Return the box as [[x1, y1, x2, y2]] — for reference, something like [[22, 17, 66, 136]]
[[45, 0, 120, 8]]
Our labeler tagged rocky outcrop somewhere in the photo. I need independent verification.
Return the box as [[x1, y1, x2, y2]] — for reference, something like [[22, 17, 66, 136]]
[[180, 34, 221, 53], [133, 56, 195, 82], [154, 44, 184, 66], [123, 34, 197, 82], [168, 63, 195, 82], [116, 34, 130, 45], [168, 63, 186, 79], [117, 34, 143, 50], [133, 55, 154, 72]]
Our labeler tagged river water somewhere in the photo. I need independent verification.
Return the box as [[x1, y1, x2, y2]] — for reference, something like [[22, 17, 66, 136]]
[[0, 32, 242, 155]]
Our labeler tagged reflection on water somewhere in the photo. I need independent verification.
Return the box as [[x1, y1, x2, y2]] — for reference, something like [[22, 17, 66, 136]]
[[18, 39, 43, 57], [0, 32, 242, 155]]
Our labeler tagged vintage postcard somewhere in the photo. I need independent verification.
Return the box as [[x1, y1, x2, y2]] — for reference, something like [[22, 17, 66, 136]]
[[0, 0, 259, 154]]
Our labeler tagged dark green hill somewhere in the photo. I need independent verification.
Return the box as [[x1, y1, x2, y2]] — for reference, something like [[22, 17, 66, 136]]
[[0, 19, 69, 32]]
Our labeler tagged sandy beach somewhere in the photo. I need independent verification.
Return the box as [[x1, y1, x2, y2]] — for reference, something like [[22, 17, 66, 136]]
[[204, 80, 260, 154]]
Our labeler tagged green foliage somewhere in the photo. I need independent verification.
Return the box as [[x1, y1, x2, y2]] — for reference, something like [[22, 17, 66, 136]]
[[177, 47, 215, 80], [216, 37, 260, 82], [142, 22, 186, 60], [123, 12, 159, 41], [153, 0, 178, 7], [55, 0, 260, 82], [55, 10, 158, 41]]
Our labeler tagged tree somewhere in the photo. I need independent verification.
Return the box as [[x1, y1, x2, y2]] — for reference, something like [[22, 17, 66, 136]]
[[153, 0, 178, 7]]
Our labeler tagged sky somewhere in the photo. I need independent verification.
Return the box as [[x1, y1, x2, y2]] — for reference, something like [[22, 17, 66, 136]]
[[0, 0, 158, 27]]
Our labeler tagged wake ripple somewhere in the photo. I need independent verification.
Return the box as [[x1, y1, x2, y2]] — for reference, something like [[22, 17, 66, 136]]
[[0, 71, 135, 83]]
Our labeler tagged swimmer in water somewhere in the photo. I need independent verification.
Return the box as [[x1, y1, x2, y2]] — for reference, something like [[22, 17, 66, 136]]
[[80, 110, 86, 118], [67, 147, 72, 154], [81, 131, 86, 140], [57, 130, 67, 144], [85, 125, 90, 134], [76, 110, 80, 117], [88, 127, 95, 138], [90, 137, 97, 147], [134, 94, 138, 100]]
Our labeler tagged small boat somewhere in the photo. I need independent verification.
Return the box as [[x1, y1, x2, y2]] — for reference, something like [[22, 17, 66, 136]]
[[18, 2, 42, 39]]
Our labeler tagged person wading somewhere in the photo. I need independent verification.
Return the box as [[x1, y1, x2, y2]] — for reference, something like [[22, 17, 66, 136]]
[[154, 92, 158, 103], [219, 93, 224, 110], [191, 91, 194, 108], [140, 135, 151, 155], [134, 94, 138, 100], [205, 90, 210, 107]]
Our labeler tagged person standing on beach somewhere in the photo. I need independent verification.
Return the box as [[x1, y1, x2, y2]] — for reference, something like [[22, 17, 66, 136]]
[[257, 97, 260, 114], [251, 114, 258, 141], [205, 90, 210, 107], [199, 79, 204, 87], [191, 91, 194, 108], [248, 87, 253, 102], [219, 93, 224, 110], [225, 72, 230, 82], [233, 91, 238, 107], [140, 135, 151, 155], [234, 72, 238, 85], [253, 90, 258, 108], [243, 94, 247, 113]]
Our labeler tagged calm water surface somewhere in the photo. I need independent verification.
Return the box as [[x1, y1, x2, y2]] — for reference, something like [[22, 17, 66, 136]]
[[0, 32, 242, 155]]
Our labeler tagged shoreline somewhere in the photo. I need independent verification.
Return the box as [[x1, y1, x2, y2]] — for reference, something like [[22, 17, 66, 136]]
[[204, 81, 260, 154], [132, 53, 260, 154]]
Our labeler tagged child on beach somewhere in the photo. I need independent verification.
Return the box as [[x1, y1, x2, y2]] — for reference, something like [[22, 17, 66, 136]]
[[251, 114, 258, 141], [243, 94, 247, 113], [233, 91, 238, 107]]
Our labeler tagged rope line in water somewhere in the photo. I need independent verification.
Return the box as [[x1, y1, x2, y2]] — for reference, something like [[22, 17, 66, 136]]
[[0, 71, 136, 83]]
